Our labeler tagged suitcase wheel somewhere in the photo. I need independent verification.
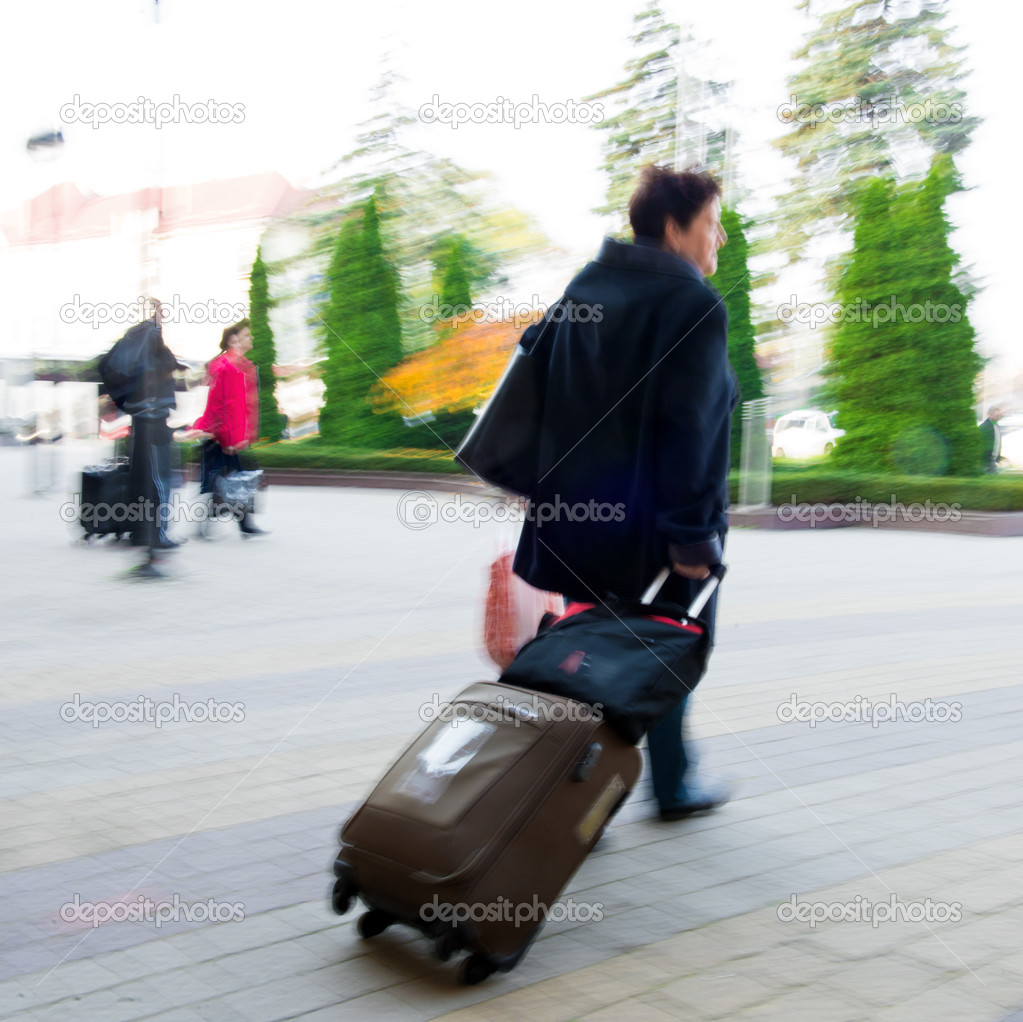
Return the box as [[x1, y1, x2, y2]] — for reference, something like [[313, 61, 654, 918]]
[[433, 927, 462, 962], [459, 953, 498, 986], [331, 877, 356, 916], [357, 909, 394, 939]]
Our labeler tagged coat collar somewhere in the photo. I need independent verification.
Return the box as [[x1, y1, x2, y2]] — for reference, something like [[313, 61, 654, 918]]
[[219, 349, 253, 370], [595, 235, 705, 283]]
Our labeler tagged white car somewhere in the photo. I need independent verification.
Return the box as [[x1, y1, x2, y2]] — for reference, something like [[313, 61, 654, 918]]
[[772, 409, 844, 459], [995, 414, 1023, 469]]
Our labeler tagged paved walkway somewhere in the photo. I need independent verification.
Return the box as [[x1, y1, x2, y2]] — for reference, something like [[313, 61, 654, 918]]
[[2, 443, 1022, 1021]]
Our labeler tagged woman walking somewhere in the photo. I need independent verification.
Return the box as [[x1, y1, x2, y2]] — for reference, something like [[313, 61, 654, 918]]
[[182, 319, 268, 537]]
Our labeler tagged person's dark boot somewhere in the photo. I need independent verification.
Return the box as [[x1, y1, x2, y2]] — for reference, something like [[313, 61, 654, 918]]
[[152, 536, 184, 550], [239, 514, 269, 538], [658, 784, 731, 821]]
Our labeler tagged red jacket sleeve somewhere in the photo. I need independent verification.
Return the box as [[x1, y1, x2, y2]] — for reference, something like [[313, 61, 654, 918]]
[[191, 362, 226, 440], [219, 366, 249, 448], [191, 358, 249, 447]]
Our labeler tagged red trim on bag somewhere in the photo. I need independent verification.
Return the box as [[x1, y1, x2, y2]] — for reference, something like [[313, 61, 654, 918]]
[[552, 602, 596, 624], [550, 603, 701, 635], [644, 615, 703, 635]]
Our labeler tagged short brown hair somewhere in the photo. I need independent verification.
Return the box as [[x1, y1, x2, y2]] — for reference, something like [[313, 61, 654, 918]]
[[628, 165, 722, 241], [219, 318, 251, 352]]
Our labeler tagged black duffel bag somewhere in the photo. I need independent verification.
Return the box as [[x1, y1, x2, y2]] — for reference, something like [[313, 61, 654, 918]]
[[499, 566, 724, 744], [454, 297, 565, 498]]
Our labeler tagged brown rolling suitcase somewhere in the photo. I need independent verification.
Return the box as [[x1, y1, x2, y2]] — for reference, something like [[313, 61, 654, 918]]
[[330, 681, 642, 984]]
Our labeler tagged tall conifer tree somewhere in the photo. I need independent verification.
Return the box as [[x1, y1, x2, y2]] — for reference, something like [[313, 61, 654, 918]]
[[248, 246, 287, 441]]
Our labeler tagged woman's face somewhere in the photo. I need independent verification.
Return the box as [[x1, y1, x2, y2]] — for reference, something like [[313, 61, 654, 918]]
[[664, 197, 727, 277], [232, 327, 254, 354]]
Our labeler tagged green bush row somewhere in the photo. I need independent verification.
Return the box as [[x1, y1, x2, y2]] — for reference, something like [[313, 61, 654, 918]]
[[252, 441, 462, 476], [233, 441, 1023, 511], [754, 465, 1023, 512]]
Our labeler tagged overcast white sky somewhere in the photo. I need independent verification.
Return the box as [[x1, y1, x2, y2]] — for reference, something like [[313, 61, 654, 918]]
[[2, 0, 1018, 372]]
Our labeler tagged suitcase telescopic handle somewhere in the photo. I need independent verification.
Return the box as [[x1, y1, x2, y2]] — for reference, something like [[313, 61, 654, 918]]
[[641, 563, 727, 618]]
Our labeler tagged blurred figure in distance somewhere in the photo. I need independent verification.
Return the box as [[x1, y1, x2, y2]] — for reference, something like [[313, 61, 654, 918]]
[[979, 405, 1005, 473], [179, 319, 268, 537]]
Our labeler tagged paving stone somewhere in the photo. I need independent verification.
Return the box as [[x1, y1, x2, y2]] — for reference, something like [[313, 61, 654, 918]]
[[4, 469, 1023, 1019]]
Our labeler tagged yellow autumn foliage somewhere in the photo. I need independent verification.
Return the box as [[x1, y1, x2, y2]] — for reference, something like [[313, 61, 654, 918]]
[[375, 314, 541, 416]]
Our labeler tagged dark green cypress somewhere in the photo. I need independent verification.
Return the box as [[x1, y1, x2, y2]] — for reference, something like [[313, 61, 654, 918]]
[[247, 246, 287, 442], [318, 191, 405, 444], [825, 160, 983, 475], [708, 206, 764, 468]]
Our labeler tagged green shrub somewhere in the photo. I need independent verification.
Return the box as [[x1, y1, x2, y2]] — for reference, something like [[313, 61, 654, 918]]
[[252, 439, 460, 475], [757, 465, 1023, 512]]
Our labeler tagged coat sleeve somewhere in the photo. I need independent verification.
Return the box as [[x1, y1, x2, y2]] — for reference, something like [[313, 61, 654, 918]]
[[191, 364, 225, 439], [218, 367, 249, 448], [652, 294, 734, 567]]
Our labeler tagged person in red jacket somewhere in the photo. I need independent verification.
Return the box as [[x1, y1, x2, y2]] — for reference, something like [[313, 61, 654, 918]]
[[182, 319, 267, 537]]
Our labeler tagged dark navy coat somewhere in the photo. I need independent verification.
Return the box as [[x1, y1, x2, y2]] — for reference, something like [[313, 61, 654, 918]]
[[513, 235, 737, 602]]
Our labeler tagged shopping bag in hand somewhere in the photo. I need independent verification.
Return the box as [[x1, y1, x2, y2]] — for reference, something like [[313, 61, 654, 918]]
[[484, 550, 564, 670]]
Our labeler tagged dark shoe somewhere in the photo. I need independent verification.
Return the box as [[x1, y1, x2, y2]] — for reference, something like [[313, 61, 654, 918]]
[[152, 537, 184, 550], [658, 786, 730, 821], [240, 525, 270, 538]]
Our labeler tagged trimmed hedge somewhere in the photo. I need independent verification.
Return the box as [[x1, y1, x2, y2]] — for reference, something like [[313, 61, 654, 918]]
[[759, 466, 1023, 512], [221, 441, 1023, 511], [252, 440, 461, 476]]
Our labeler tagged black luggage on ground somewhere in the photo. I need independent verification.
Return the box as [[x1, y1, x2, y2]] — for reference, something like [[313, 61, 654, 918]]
[[79, 458, 133, 540]]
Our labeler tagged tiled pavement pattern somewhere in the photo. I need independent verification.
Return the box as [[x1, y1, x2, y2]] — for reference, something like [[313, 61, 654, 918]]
[[2, 444, 1022, 1020]]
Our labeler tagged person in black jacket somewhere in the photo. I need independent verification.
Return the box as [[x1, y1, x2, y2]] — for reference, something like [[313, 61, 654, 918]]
[[979, 406, 1005, 473], [513, 165, 737, 820], [100, 300, 185, 577]]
